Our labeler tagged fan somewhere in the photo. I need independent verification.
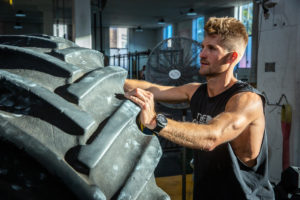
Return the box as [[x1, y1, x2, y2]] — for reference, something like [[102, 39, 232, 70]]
[[146, 37, 204, 109]]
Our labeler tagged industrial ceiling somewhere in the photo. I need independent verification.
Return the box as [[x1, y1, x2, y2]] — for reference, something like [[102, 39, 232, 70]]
[[103, 0, 253, 28], [0, 0, 252, 29]]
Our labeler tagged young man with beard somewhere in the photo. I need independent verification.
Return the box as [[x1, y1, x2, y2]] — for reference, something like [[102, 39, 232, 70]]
[[124, 17, 274, 200]]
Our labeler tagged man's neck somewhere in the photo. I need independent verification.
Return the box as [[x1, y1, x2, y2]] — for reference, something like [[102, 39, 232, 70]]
[[206, 73, 237, 97]]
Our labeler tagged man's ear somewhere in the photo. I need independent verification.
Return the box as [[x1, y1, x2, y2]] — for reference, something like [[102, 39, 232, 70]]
[[226, 52, 238, 64], [231, 52, 238, 62]]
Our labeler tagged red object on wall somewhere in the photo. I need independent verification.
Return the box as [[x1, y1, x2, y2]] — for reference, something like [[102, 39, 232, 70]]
[[281, 104, 292, 170]]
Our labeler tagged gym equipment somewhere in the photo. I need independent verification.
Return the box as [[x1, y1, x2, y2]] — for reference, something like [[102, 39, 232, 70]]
[[0, 34, 170, 200], [274, 166, 300, 200], [281, 104, 292, 170], [146, 37, 204, 109], [281, 166, 300, 194]]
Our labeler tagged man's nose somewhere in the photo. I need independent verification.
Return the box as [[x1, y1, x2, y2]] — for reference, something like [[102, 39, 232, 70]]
[[200, 49, 206, 58]]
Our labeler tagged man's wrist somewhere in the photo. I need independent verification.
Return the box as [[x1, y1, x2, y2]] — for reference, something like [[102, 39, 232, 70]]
[[147, 114, 157, 130], [151, 114, 168, 135]]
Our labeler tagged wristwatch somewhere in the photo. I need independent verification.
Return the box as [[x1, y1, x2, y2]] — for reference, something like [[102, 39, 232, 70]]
[[152, 114, 168, 135]]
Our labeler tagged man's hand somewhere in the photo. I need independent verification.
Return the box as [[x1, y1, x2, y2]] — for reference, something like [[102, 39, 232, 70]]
[[125, 88, 157, 130]]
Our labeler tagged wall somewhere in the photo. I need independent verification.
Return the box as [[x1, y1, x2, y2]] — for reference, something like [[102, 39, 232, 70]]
[[100, 27, 159, 55], [156, 27, 163, 43], [174, 20, 193, 38], [128, 28, 158, 52], [94, 26, 110, 55], [72, 0, 92, 48], [128, 28, 160, 70], [103, 27, 110, 55], [257, 0, 300, 183]]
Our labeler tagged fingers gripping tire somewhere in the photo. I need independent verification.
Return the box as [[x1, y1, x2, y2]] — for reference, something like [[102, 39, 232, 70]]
[[0, 35, 170, 200]]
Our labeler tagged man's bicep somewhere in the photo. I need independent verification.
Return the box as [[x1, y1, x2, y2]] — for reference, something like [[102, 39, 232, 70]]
[[208, 111, 248, 146], [225, 92, 264, 122], [209, 92, 263, 145]]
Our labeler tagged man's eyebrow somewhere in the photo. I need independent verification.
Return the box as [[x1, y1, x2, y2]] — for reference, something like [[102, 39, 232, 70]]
[[207, 44, 216, 48]]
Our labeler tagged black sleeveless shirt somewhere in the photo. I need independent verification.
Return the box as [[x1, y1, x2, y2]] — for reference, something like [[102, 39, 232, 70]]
[[190, 81, 274, 200]]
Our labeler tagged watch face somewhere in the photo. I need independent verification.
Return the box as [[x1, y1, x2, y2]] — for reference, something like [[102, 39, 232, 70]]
[[157, 114, 167, 126]]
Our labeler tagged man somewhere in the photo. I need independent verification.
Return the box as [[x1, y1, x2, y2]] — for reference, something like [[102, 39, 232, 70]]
[[124, 17, 274, 199]]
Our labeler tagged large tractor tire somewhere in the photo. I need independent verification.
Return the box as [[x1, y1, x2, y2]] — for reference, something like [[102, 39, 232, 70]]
[[0, 35, 170, 200]]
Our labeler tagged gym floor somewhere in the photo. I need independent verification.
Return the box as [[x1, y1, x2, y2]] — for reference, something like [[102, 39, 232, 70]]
[[156, 174, 194, 200]]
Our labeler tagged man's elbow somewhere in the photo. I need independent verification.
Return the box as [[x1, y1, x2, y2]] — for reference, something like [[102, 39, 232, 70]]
[[205, 128, 220, 151], [198, 138, 218, 151], [207, 139, 218, 151]]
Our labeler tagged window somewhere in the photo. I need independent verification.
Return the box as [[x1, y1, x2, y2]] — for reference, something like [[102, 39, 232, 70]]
[[109, 27, 128, 69], [235, 2, 253, 68], [192, 17, 204, 68], [53, 23, 68, 38], [163, 25, 173, 47], [163, 25, 173, 40], [109, 27, 128, 49], [192, 16, 205, 43]]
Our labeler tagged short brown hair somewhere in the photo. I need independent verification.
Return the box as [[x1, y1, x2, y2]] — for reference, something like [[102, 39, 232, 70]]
[[204, 17, 248, 52]]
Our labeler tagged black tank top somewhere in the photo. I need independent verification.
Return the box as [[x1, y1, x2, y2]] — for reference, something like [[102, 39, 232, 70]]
[[190, 81, 274, 200]]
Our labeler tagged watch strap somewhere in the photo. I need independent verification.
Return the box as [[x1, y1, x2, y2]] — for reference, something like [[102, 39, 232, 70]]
[[152, 114, 167, 135]]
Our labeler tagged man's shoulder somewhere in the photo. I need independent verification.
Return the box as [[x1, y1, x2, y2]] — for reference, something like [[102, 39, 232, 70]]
[[181, 82, 202, 101], [226, 91, 264, 113], [234, 81, 262, 94], [230, 90, 262, 102], [230, 81, 265, 104]]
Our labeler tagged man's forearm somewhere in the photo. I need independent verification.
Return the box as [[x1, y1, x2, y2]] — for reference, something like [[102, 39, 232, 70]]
[[124, 79, 167, 101], [158, 119, 217, 151], [124, 79, 154, 92]]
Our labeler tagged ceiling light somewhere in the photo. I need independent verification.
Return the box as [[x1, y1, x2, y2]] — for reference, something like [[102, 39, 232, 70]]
[[186, 8, 197, 16], [14, 22, 23, 29], [157, 18, 165, 25], [16, 10, 26, 17], [135, 26, 143, 32]]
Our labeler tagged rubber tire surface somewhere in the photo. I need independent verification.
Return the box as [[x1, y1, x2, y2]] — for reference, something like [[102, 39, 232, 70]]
[[0, 35, 169, 200]]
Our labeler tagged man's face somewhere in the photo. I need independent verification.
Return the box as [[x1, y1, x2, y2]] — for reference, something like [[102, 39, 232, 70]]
[[199, 35, 232, 77]]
